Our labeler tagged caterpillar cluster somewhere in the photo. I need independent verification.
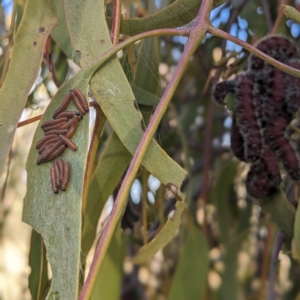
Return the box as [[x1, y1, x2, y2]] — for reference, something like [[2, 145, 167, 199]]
[[50, 159, 71, 193], [212, 36, 300, 199], [36, 88, 89, 193]]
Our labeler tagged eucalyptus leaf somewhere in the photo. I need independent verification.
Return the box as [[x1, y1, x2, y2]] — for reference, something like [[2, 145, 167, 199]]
[[107, 0, 227, 36], [214, 162, 239, 246], [0, 0, 59, 176], [260, 188, 295, 245], [28, 229, 50, 300], [23, 82, 90, 299], [132, 201, 186, 264], [81, 132, 131, 260], [168, 225, 209, 300]]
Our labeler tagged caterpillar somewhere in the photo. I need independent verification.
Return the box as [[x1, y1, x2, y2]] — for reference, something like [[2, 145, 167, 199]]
[[43, 121, 69, 132], [43, 145, 66, 163], [58, 135, 77, 151], [73, 88, 89, 112], [54, 160, 61, 188], [41, 117, 68, 130], [56, 158, 64, 185], [66, 116, 80, 138], [246, 164, 278, 199], [56, 111, 83, 119], [285, 60, 300, 114], [264, 115, 300, 181], [36, 134, 57, 149], [249, 36, 299, 71], [61, 162, 71, 191], [50, 165, 59, 194], [230, 115, 247, 162], [235, 73, 262, 162], [52, 93, 73, 119], [38, 137, 59, 154], [212, 80, 235, 106], [45, 129, 69, 136]]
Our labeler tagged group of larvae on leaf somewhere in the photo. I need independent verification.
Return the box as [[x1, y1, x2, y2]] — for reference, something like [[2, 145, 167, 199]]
[[35, 88, 89, 193], [212, 36, 300, 199]]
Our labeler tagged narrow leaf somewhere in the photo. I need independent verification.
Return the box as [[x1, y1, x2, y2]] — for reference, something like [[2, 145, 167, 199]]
[[28, 229, 50, 300], [107, 0, 227, 36], [168, 225, 209, 300], [220, 230, 249, 300], [81, 132, 131, 259], [132, 201, 186, 264], [260, 188, 295, 244], [215, 162, 239, 246], [0, 0, 59, 176]]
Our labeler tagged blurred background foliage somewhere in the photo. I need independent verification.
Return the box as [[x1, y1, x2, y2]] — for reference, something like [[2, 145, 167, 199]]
[[1, 0, 300, 299]]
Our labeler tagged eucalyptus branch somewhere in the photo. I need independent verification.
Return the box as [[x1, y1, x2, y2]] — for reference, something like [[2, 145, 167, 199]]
[[79, 0, 213, 298], [81, 102, 106, 217], [208, 25, 300, 78], [111, 0, 122, 45]]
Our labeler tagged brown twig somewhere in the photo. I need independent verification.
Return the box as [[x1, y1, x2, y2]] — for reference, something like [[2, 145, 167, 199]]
[[82, 101, 106, 217], [17, 115, 43, 128], [221, 0, 250, 51], [268, 231, 286, 300], [258, 221, 273, 300], [111, 0, 122, 45], [271, 0, 289, 34], [261, 0, 273, 32]]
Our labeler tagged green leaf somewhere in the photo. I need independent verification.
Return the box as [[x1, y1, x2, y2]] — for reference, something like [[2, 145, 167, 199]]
[[283, 5, 300, 24], [214, 162, 239, 246], [63, 0, 187, 189], [168, 225, 209, 300], [293, 193, 300, 260], [134, 86, 160, 106], [107, 0, 227, 36], [81, 132, 131, 259], [28, 229, 50, 300], [51, 0, 74, 59], [0, 0, 59, 176], [260, 188, 295, 245], [220, 230, 249, 300], [132, 201, 186, 264], [23, 83, 90, 299], [90, 226, 125, 300]]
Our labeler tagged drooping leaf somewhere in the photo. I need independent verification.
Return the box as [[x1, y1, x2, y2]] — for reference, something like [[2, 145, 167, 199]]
[[132, 201, 186, 264], [63, 0, 187, 189], [168, 225, 209, 300], [214, 161, 239, 246], [51, 0, 74, 59], [134, 86, 160, 106], [0, 0, 59, 176], [220, 230, 249, 300], [81, 132, 131, 260], [28, 229, 50, 300], [260, 188, 295, 245], [106, 0, 227, 36], [293, 193, 300, 261]]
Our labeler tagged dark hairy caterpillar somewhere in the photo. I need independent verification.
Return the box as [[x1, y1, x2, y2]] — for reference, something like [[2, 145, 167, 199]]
[[265, 115, 300, 181], [230, 115, 247, 162], [212, 80, 235, 105], [235, 73, 262, 162]]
